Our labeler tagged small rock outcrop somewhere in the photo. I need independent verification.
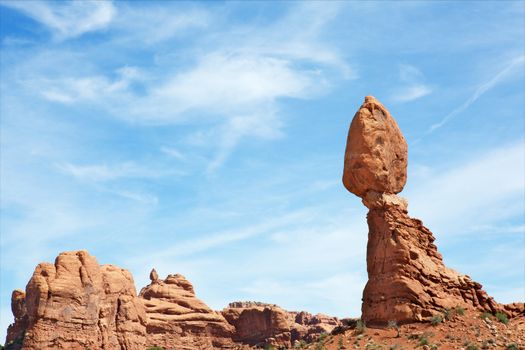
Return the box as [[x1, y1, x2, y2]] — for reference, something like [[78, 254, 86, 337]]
[[5, 290, 28, 350], [222, 302, 341, 348], [343, 96, 524, 325], [5, 250, 147, 350], [139, 273, 236, 350]]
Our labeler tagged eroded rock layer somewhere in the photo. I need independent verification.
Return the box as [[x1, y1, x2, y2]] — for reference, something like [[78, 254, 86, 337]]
[[222, 301, 341, 348], [343, 96, 524, 326], [139, 272, 236, 350], [6, 250, 147, 350]]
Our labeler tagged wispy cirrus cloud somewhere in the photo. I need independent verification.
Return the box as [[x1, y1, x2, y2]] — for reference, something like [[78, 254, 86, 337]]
[[1, 0, 116, 40], [428, 54, 525, 133], [56, 161, 181, 182], [19, 2, 352, 172], [390, 64, 432, 102]]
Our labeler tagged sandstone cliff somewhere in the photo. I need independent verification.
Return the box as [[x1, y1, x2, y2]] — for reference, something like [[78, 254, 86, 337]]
[[5, 250, 147, 350]]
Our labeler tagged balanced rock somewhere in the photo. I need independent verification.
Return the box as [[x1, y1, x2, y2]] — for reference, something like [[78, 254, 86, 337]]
[[343, 96, 521, 325], [5, 250, 147, 350], [343, 96, 408, 198], [139, 273, 236, 350]]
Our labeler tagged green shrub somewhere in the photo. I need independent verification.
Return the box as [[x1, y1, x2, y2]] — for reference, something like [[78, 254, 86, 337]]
[[365, 342, 384, 350], [315, 343, 327, 350], [338, 336, 345, 350], [465, 343, 479, 350], [495, 312, 509, 325], [388, 320, 400, 338], [480, 311, 492, 320], [318, 332, 329, 342], [430, 315, 443, 326], [355, 319, 366, 335], [455, 306, 465, 316], [148, 347, 165, 350], [506, 343, 519, 350], [418, 336, 429, 346], [294, 340, 307, 349]]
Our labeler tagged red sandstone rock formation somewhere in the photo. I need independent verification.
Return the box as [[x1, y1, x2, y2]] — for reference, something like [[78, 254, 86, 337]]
[[222, 301, 341, 348], [343, 96, 524, 326], [343, 95, 408, 198], [5, 250, 147, 350], [139, 271, 237, 350], [4, 290, 28, 350]]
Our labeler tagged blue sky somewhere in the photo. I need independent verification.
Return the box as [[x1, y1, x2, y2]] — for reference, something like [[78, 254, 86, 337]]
[[0, 0, 524, 340]]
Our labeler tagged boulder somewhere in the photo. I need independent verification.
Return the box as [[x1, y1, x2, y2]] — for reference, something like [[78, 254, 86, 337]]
[[343, 96, 408, 198]]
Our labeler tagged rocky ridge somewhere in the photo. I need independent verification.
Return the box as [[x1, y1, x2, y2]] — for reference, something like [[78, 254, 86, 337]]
[[5, 251, 340, 350]]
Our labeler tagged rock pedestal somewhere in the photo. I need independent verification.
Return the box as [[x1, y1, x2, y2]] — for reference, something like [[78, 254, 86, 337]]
[[343, 96, 523, 326]]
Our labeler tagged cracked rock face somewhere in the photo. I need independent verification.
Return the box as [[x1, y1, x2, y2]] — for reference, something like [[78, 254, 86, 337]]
[[7, 250, 147, 350], [343, 96, 522, 326]]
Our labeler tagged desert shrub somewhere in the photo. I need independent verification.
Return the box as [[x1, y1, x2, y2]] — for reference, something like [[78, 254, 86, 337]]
[[455, 306, 465, 316], [264, 345, 276, 350], [495, 312, 509, 325], [318, 332, 329, 342], [443, 308, 455, 320], [465, 343, 479, 350], [338, 336, 345, 350], [430, 314, 443, 326], [148, 347, 165, 350], [418, 336, 429, 346], [480, 311, 492, 320], [315, 343, 326, 350], [365, 342, 384, 350], [387, 320, 400, 338], [294, 340, 307, 349], [355, 319, 367, 335], [506, 343, 519, 350]]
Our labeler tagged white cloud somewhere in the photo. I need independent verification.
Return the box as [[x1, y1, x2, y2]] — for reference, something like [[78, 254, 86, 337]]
[[1, 1, 116, 39], [429, 54, 525, 132], [390, 64, 432, 102], [407, 141, 525, 236], [56, 161, 179, 182], [112, 5, 209, 44], [39, 66, 139, 103]]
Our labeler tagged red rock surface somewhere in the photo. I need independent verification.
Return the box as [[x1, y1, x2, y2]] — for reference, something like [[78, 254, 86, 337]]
[[343, 96, 408, 198], [139, 271, 237, 350], [222, 301, 341, 348], [5, 290, 28, 350], [6, 250, 147, 350], [343, 96, 524, 326]]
